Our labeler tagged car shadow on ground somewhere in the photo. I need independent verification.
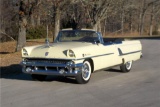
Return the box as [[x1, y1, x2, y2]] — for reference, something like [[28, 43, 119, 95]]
[[1, 64, 123, 84], [1, 64, 22, 76], [46, 76, 77, 84], [105, 68, 122, 73], [0, 64, 77, 84], [1, 64, 31, 81]]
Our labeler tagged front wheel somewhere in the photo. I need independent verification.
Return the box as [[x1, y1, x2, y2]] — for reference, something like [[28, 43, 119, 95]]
[[120, 61, 133, 73], [76, 60, 92, 84], [31, 74, 47, 81]]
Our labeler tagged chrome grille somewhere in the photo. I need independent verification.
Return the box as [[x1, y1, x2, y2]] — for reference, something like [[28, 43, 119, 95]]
[[25, 58, 69, 64]]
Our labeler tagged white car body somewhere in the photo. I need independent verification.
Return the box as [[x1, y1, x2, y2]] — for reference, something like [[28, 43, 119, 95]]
[[21, 29, 142, 83]]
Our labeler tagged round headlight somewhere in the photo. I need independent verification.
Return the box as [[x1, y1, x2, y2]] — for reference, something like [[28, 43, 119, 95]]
[[68, 50, 75, 57], [23, 48, 28, 56]]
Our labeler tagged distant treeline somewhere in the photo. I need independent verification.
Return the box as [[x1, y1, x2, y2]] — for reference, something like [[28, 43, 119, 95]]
[[1, 0, 160, 49]]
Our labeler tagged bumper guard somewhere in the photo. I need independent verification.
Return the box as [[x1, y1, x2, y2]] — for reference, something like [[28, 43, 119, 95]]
[[20, 61, 83, 76]]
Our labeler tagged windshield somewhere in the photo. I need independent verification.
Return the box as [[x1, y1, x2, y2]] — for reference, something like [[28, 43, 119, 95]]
[[57, 30, 99, 43]]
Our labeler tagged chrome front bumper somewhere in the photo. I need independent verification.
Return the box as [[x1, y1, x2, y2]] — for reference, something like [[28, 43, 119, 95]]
[[20, 61, 83, 76]]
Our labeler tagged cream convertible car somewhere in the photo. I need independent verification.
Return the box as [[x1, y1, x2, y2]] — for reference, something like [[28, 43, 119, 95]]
[[21, 29, 142, 84]]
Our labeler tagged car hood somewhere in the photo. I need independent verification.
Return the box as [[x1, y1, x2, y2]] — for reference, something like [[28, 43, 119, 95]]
[[23, 42, 99, 59]]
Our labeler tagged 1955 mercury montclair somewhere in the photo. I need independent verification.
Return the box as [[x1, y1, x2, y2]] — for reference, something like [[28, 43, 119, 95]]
[[21, 29, 142, 84]]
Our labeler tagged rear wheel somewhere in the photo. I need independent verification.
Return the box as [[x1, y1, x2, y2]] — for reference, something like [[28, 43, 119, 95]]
[[31, 74, 47, 81], [120, 61, 133, 72], [76, 60, 92, 84]]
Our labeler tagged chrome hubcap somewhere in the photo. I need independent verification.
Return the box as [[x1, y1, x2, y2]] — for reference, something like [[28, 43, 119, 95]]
[[82, 62, 91, 81], [126, 61, 132, 70]]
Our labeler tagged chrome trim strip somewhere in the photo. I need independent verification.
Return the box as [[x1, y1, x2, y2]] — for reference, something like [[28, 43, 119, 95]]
[[21, 61, 83, 68], [76, 53, 114, 60], [119, 50, 141, 56], [22, 57, 73, 60]]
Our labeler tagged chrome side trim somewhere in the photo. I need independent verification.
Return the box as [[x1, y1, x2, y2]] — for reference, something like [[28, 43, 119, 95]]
[[76, 53, 114, 60], [118, 49, 141, 56]]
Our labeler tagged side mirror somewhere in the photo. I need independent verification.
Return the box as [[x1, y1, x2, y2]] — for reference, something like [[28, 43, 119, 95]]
[[94, 40, 100, 45]]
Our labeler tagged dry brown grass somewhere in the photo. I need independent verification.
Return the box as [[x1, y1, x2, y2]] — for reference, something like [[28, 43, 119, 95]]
[[0, 40, 46, 76], [0, 40, 45, 67]]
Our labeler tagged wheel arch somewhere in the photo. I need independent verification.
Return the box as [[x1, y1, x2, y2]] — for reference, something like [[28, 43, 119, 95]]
[[84, 58, 94, 73], [122, 58, 133, 64], [122, 58, 125, 64]]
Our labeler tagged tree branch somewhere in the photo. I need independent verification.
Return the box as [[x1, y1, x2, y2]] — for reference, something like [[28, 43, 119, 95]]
[[0, 31, 15, 41]]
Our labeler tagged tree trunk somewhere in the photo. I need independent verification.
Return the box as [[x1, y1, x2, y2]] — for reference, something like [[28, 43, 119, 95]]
[[97, 21, 101, 32], [140, 13, 145, 36], [138, 12, 142, 34], [130, 22, 133, 34], [103, 20, 106, 36], [93, 23, 98, 31], [149, 14, 153, 36], [30, 14, 35, 27], [121, 10, 124, 36], [16, 0, 27, 52], [149, 3, 154, 36], [140, 0, 146, 36], [129, 11, 133, 34], [158, 24, 160, 33], [16, 17, 27, 51], [54, 9, 60, 41], [93, 20, 101, 31], [37, 15, 41, 26]]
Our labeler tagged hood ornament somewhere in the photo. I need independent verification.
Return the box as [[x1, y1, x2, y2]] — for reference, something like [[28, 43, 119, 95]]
[[45, 52, 49, 56]]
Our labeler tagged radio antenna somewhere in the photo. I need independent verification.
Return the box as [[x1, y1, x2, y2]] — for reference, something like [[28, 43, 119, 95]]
[[45, 24, 50, 46]]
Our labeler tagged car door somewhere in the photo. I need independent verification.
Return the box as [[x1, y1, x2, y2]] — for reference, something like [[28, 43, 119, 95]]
[[99, 44, 119, 68], [91, 43, 118, 71]]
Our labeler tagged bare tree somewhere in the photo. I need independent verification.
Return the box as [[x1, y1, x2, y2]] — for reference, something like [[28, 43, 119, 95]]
[[48, 0, 73, 40], [138, 0, 159, 35], [80, 0, 116, 31], [2, 0, 160, 45], [118, 0, 128, 35], [149, 1, 160, 36], [0, 0, 18, 42], [16, 0, 28, 51]]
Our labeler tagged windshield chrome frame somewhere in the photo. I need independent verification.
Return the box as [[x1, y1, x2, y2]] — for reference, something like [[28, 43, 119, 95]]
[[54, 30, 102, 44]]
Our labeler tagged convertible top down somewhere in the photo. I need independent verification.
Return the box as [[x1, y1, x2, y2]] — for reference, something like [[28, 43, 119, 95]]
[[21, 29, 142, 84]]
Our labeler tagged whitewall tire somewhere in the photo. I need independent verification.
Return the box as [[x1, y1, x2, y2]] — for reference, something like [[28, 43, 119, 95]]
[[76, 60, 92, 84], [120, 61, 133, 72]]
